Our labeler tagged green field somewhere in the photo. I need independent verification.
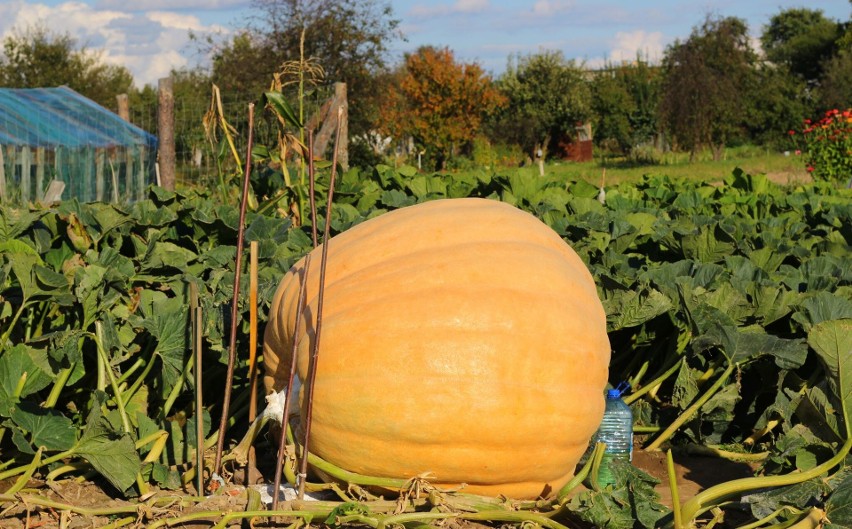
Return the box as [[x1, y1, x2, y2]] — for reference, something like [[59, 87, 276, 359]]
[[478, 146, 811, 187]]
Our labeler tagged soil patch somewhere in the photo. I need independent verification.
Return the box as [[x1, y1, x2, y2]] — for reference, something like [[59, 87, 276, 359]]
[[632, 449, 759, 508], [764, 170, 811, 186]]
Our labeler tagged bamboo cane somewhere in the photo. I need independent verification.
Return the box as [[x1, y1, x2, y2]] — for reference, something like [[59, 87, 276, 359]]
[[247, 241, 259, 485], [298, 108, 343, 500], [211, 103, 255, 487], [272, 129, 319, 510]]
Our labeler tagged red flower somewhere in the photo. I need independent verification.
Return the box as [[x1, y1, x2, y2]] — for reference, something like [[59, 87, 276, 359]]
[[788, 130, 796, 135], [807, 166, 815, 172]]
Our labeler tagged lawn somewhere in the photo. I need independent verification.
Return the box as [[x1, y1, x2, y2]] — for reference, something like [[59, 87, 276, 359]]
[[532, 146, 809, 186]]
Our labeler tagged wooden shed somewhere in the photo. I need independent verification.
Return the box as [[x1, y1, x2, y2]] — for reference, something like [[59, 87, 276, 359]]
[[0, 86, 157, 204], [558, 122, 594, 162]]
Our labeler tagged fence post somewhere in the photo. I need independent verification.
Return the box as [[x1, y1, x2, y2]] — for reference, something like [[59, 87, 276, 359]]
[[158, 77, 176, 191], [116, 93, 130, 122], [311, 83, 349, 169], [335, 82, 349, 170]]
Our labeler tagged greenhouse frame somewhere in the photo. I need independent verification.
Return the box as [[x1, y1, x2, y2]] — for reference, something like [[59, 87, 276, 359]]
[[0, 86, 158, 204]]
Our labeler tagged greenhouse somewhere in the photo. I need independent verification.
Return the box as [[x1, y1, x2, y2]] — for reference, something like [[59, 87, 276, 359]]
[[0, 86, 157, 203]]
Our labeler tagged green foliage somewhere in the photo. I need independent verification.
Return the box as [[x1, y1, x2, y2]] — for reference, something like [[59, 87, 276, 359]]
[[206, 0, 400, 138], [590, 60, 659, 155], [747, 64, 809, 148], [0, 189, 305, 495], [0, 25, 133, 109], [820, 49, 852, 110], [0, 162, 849, 524], [470, 136, 525, 169], [761, 8, 842, 82], [490, 50, 590, 158]]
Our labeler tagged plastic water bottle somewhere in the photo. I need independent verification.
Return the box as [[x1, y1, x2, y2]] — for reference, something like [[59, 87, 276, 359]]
[[593, 386, 633, 487]]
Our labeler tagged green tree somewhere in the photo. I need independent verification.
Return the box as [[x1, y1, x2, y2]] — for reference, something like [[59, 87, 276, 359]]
[[761, 8, 841, 83], [590, 59, 659, 155], [379, 46, 505, 171], [490, 50, 590, 159], [208, 0, 400, 139], [818, 6, 852, 110], [746, 64, 808, 148], [819, 49, 852, 109], [658, 15, 756, 160], [0, 26, 133, 109]]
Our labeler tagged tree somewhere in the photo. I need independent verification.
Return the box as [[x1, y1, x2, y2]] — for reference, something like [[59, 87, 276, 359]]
[[746, 64, 809, 148], [820, 49, 852, 109], [818, 7, 852, 110], [658, 15, 756, 160], [379, 46, 505, 170], [489, 51, 590, 159], [761, 8, 841, 83], [208, 0, 400, 139], [590, 59, 659, 155], [0, 26, 133, 109]]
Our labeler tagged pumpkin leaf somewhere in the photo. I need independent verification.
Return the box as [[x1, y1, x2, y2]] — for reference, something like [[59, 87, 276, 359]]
[[11, 402, 76, 452], [75, 398, 141, 493], [807, 319, 852, 433], [826, 473, 852, 527], [0, 345, 54, 416]]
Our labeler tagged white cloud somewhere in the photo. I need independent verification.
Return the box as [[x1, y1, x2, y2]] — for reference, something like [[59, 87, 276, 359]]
[[587, 30, 665, 67], [96, 0, 248, 10], [530, 0, 574, 17], [611, 30, 664, 62], [0, 1, 225, 87], [410, 0, 490, 17], [455, 0, 489, 12]]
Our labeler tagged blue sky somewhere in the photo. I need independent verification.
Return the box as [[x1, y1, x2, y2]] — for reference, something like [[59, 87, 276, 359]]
[[0, 0, 849, 87]]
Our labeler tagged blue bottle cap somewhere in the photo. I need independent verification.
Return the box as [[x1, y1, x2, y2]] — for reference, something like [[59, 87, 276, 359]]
[[606, 389, 621, 398]]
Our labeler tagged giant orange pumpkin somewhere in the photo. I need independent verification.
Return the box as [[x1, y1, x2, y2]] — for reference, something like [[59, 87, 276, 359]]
[[263, 197, 610, 499]]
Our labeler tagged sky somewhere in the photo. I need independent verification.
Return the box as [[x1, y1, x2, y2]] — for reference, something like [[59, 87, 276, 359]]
[[0, 0, 849, 88]]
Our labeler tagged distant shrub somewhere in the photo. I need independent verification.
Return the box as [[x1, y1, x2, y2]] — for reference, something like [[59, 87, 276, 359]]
[[627, 143, 662, 165], [793, 108, 852, 185], [470, 136, 524, 169]]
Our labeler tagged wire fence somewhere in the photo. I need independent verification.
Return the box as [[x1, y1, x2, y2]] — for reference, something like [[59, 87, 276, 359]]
[[126, 87, 332, 189]]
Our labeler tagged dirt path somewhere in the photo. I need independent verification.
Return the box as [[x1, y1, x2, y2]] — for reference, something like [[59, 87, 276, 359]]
[[632, 449, 759, 508]]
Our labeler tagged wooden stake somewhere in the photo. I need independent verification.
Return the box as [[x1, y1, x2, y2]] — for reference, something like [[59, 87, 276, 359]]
[[116, 93, 130, 122], [298, 108, 343, 500], [272, 130, 319, 510], [271, 254, 311, 510], [308, 130, 318, 248], [211, 103, 255, 487], [190, 283, 204, 496], [157, 77, 176, 191], [247, 240, 259, 485]]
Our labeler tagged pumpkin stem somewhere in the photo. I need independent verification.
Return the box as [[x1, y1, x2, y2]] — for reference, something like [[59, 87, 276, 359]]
[[556, 442, 605, 503]]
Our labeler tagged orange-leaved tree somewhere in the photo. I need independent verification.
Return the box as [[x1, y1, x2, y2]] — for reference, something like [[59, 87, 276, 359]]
[[380, 46, 506, 170]]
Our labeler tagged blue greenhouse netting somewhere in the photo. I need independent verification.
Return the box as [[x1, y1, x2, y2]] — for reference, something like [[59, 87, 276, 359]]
[[0, 86, 158, 204]]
